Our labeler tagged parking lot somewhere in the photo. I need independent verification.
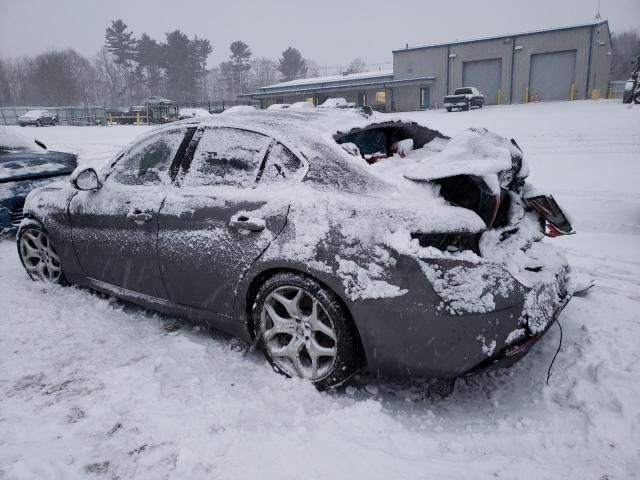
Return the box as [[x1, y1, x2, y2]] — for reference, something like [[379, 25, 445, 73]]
[[1, 99, 639, 479]]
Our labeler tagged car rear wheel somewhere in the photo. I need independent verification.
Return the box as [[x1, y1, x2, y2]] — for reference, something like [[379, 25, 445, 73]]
[[446, 107, 452, 112], [634, 91, 640, 104], [17, 224, 66, 284], [253, 272, 362, 389]]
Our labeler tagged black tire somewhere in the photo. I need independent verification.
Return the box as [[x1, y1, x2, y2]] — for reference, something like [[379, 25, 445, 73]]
[[479, 102, 483, 108], [20, 124, 26, 127], [17, 223, 68, 285], [464, 103, 470, 111], [35, 120, 42, 127], [253, 272, 363, 390], [634, 91, 640, 104], [446, 107, 452, 112]]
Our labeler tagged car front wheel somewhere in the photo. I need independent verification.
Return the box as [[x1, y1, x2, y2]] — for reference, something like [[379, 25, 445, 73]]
[[17, 224, 66, 284], [253, 272, 362, 389], [35, 120, 42, 127]]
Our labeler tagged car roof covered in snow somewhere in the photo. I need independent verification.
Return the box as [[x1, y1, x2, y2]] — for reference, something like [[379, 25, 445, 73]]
[[170, 108, 427, 148]]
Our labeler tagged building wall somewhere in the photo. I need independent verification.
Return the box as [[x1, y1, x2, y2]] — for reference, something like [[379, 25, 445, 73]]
[[260, 86, 390, 110], [391, 23, 611, 108], [449, 38, 514, 104], [393, 46, 448, 109], [589, 23, 613, 97], [510, 27, 592, 102]]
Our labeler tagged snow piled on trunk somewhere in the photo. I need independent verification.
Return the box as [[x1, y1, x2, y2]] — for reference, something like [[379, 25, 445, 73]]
[[1, 100, 640, 479]]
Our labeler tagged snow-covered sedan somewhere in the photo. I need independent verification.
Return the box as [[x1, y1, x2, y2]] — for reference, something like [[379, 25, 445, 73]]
[[18, 109, 58, 127], [16, 109, 575, 389]]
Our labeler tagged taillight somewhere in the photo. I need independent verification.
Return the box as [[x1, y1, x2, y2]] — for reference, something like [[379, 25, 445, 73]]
[[524, 195, 574, 236]]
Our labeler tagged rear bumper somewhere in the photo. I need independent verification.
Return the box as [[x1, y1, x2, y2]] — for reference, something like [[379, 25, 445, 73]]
[[466, 286, 571, 375], [350, 255, 572, 379]]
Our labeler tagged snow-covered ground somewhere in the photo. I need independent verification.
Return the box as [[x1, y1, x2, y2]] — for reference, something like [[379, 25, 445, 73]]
[[1, 100, 639, 479]]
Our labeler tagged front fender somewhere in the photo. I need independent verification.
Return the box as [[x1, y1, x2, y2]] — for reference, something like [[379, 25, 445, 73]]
[[22, 186, 82, 281]]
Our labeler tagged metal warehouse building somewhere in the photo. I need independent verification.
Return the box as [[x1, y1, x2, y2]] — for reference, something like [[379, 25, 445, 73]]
[[243, 20, 612, 111]]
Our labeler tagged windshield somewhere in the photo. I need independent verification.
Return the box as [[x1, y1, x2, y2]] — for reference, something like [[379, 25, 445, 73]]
[[454, 88, 473, 95], [0, 128, 46, 154]]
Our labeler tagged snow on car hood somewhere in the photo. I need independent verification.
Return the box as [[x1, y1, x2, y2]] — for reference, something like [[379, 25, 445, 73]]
[[0, 151, 77, 183]]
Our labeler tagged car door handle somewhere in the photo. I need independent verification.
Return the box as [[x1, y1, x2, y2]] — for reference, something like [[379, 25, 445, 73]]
[[229, 214, 265, 232], [126, 209, 153, 223]]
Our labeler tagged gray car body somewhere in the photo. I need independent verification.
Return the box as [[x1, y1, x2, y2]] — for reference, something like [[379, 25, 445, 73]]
[[21, 110, 572, 378]]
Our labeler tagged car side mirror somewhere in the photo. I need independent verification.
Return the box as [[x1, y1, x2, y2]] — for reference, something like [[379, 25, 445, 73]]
[[70, 167, 102, 191]]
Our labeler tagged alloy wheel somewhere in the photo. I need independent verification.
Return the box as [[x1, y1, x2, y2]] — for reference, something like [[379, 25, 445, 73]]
[[19, 228, 63, 283], [260, 286, 338, 380]]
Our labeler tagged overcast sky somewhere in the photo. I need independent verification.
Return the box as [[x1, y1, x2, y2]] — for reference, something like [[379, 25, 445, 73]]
[[1, 0, 638, 73]]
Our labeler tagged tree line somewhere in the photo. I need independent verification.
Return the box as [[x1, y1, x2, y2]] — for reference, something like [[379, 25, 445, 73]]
[[0, 19, 369, 107]]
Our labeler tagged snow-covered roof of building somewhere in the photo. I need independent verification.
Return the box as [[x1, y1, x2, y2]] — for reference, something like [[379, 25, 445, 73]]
[[259, 70, 394, 92], [393, 20, 610, 53]]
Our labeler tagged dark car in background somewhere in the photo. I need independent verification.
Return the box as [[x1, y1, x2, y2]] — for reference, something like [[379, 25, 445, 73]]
[[444, 87, 484, 111], [18, 109, 58, 127], [0, 128, 77, 234], [17, 110, 574, 389]]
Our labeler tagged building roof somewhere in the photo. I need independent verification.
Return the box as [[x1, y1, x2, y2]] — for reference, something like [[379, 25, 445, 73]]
[[259, 70, 394, 93], [393, 20, 610, 53]]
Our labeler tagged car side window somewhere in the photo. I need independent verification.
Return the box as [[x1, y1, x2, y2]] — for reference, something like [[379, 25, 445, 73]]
[[182, 127, 269, 187], [258, 141, 303, 184], [109, 130, 186, 186]]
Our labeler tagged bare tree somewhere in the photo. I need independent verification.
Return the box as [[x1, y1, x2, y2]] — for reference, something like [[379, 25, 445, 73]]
[[611, 30, 640, 80], [344, 57, 367, 75], [95, 47, 126, 106], [249, 57, 279, 90], [305, 58, 320, 78]]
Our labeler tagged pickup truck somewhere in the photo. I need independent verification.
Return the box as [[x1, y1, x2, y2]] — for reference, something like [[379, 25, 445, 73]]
[[444, 87, 484, 111]]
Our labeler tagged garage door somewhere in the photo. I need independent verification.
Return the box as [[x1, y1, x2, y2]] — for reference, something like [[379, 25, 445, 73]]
[[462, 59, 502, 105], [529, 50, 576, 101]]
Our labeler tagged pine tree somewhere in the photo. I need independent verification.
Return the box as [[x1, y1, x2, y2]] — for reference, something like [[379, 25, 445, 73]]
[[104, 20, 136, 66], [229, 41, 252, 94], [105, 20, 137, 104], [277, 47, 307, 82], [137, 33, 164, 94]]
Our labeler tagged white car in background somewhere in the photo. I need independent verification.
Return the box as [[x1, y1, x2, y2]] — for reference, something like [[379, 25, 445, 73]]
[[178, 108, 212, 120], [18, 110, 58, 127]]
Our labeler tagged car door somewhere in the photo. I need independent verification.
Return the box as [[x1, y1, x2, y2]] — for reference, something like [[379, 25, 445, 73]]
[[69, 127, 193, 298], [157, 126, 304, 317]]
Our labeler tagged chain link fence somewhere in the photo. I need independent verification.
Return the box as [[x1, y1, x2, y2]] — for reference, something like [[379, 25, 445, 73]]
[[0, 106, 106, 126]]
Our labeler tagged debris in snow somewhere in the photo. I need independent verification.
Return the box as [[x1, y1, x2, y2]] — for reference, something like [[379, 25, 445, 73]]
[[364, 384, 379, 395]]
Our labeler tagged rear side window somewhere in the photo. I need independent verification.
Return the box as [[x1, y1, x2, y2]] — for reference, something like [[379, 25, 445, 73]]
[[110, 130, 186, 186], [258, 142, 303, 184], [182, 127, 269, 187]]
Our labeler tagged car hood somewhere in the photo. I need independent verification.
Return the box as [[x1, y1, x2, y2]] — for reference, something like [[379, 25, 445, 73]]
[[0, 151, 77, 183]]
